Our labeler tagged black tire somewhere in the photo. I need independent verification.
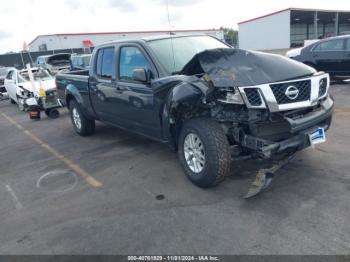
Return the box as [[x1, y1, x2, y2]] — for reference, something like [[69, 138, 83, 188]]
[[45, 109, 60, 119], [10, 99, 16, 104], [69, 100, 95, 136], [178, 118, 231, 188]]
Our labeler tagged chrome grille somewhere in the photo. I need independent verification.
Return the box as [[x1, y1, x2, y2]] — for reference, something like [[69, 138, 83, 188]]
[[270, 80, 311, 105]]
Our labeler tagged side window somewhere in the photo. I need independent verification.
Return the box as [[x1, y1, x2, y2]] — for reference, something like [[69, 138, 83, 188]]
[[313, 39, 344, 52], [346, 39, 350, 50], [6, 71, 14, 80], [95, 47, 115, 79], [71, 57, 76, 67], [119, 46, 150, 80], [96, 50, 103, 75], [78, 57, 83, 67]]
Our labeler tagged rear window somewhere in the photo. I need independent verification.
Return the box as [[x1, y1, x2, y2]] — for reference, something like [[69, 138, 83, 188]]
[[95, 47, 115, 79]]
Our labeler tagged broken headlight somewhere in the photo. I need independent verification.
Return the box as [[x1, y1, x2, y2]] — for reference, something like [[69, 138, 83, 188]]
[[217, 87, 244, 104]]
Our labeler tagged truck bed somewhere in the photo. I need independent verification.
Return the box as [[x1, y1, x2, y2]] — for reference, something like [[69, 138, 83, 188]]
[[56, 70, 90, 105]]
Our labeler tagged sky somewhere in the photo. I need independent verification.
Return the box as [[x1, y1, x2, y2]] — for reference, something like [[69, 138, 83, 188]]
[[0, 0, 350, 53]]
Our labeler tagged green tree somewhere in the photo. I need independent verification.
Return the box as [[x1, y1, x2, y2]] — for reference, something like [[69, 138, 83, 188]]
[[221, 27, 238, 47]]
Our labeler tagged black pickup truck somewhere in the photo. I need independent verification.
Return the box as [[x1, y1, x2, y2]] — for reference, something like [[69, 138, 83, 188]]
[[56, 35, 333, 192]]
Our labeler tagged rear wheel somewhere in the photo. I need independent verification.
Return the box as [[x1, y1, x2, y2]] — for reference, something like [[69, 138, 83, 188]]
[[45, 109, 60, 119], [178, 118, 231, 188], [69, 100, 95, 136]]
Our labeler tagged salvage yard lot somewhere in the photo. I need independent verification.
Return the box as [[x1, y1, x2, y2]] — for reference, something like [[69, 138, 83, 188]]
[[0, 83, 350, 255]]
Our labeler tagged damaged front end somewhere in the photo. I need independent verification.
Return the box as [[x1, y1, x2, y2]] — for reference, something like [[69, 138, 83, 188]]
[[177, 48, 334, 197]]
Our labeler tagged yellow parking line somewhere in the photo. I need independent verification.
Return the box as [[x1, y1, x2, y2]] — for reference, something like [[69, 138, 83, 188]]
[[1, 112, 102, 188]]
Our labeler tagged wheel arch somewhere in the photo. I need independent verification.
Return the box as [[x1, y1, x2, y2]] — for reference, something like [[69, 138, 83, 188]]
[[161, 82, 211, 149], [65, 84, 96, 120]]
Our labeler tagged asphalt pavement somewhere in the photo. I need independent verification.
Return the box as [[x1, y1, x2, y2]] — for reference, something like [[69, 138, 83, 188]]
[[0, 83, 349, 255]]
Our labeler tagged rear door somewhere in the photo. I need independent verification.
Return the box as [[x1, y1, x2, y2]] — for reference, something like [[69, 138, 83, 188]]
[[89, 46, 118, 123], [311, 38, 346, 75]]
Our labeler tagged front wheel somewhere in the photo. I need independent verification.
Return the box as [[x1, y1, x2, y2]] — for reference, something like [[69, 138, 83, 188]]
[[69, 100, 95, 136], [178, 118, 231, 188]]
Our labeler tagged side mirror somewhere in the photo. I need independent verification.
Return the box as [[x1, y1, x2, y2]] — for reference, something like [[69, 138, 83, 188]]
[[132, 68, 150, 83]]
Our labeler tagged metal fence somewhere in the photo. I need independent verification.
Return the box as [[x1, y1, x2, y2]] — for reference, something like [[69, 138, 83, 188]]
[[0, 48, 92, 69]]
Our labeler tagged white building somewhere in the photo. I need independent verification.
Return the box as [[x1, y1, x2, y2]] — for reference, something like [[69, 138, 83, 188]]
[[238, 8, 350, 50], [28, 29, 224, 52]]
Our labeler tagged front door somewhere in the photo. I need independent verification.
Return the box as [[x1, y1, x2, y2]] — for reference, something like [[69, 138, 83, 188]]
[[115, 45, 161, 139]]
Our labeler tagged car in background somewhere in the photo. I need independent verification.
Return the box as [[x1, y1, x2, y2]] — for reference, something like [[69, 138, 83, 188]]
[[4, 67, 59, 113], [286, 35, 350, 78], [0, 67, 10, 93], [36, 53, 71, 75], [70, 54, 92, 71]]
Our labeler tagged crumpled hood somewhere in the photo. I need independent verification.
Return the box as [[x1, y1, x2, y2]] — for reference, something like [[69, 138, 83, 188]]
[[20, 79, 56, 93], [180, 48, 316, 87]]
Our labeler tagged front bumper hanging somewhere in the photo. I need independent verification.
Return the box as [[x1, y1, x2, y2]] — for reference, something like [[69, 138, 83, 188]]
[[233, 96, 333, 159]]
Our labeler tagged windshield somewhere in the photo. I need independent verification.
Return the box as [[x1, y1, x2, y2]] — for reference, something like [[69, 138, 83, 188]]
[[0, 68, 8, 77], [19, 69, 52, 82], [147, 35, 229, 74]]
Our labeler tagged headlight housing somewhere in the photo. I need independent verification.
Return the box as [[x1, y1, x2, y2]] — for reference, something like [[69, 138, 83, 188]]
[[319, 77, 328, 98], [217, 87, 244, 104]]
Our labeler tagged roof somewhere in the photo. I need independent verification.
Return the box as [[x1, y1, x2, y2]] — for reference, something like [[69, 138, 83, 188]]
[[95, 34, 214, 49], [29, 29, 222, 46], [318, 34, 350, 42], [238, 7, 350, 25], [142, 34, 209, 41]]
